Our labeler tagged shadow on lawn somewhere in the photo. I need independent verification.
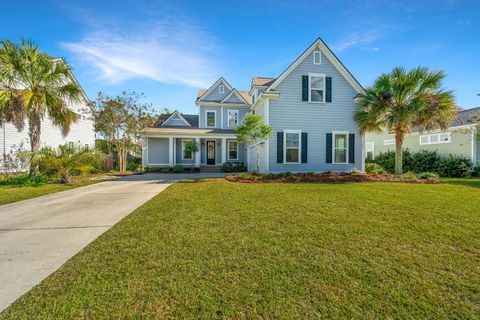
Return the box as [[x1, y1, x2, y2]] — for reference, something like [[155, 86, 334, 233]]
[[441, 178, 480, 188]]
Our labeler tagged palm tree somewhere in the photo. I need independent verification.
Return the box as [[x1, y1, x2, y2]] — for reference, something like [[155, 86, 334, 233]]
[[0, 39, 83, 177], [355, 67, 456, 174]]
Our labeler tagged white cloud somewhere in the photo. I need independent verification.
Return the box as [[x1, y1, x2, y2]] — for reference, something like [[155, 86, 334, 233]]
[[62, 18, 220, 88], [332, 30, 384, 52]]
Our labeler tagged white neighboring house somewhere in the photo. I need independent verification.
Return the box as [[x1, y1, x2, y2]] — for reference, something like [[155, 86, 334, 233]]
[[0, 78, 95, 165]]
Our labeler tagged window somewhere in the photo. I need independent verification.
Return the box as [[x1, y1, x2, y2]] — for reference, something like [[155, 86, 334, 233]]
[[228, 140, 238, 160], [227, 110, 239, 128], [333, 132, 348, 163], [384, 139, 395, 145], [182, 139, 193, 160], [366, 142, 374, 160], [313, 51, 321, 64], [206, 110, 216, 127], [219, 84, 224, 93], [419, 132, 451, 145], [284, 131, 301, 163], [308, 73, 325, 103]]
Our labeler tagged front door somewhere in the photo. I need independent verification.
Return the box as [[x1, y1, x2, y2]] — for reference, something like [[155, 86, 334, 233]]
[[206, 140, 216, 165]]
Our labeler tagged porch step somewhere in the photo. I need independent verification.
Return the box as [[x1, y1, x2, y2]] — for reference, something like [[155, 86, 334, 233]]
[[200, 165, 223, 173]]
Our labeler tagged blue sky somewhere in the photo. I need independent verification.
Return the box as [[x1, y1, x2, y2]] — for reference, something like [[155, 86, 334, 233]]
[[1, 0, 479, 113]]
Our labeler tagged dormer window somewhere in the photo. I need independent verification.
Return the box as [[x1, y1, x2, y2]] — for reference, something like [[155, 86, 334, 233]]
[[313, 51, 321, 64], [219, 84, 225, 93]]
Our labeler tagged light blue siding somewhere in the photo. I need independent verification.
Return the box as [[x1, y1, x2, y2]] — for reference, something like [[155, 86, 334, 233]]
[[199, 106, 221, 128], [165, 118, 188, 127], [147, 138, 169, 165], [267, 48, 362, 172], [202, 85, 231, 102], [222, 107, 250, 129]]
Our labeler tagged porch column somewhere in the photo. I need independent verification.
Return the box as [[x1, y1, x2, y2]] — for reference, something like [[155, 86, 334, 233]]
[[195, 137, 201, 167], [168, 137, 174, 166], [221, 138, 227, 163]]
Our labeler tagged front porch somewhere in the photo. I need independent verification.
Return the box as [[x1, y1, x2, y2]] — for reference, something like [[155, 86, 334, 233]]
[[143, 136, 246, 168]]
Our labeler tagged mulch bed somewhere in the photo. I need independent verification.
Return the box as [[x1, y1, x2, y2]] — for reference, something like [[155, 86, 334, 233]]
[[225, 172, 440, 184]]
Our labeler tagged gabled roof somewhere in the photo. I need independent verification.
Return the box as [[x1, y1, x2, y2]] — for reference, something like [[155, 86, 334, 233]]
[[153, 113, 199, 128], [161, 111, 191, 127], [221, 89, 249, 104], [266, 37, 365, 94], [252, 77, 276, 87], [196, 89, 252, 104], [450, 107, 480, 127], [197, 77, 233, 101]]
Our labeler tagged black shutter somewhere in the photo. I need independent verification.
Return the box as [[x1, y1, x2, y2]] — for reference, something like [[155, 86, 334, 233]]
[[326, 77, 332, 102], [301, 132, 308, 163], [302, 75, 308, 101], [349, 134, 355, 163], [326, 133, 332, 163], [277, 132, 283, 163]]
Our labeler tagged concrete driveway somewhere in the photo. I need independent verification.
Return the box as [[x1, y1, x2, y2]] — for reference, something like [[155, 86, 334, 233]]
[[0, 172, 226, 311]]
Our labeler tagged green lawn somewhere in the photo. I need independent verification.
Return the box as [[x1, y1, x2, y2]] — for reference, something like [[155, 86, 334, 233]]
[[0, 178, 105, 205], [1, 179, 479, 319]]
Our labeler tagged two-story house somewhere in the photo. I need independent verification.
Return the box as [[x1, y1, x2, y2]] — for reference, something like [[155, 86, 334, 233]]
[[142, 38, 365, 173]]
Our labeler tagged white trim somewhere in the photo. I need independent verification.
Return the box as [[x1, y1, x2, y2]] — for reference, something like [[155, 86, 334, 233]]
[[162, 111, 191, 127], [264, 99, 270, 172], [181, 138, 193, 160], [221, 89, 249, 104], [195, 137, 201, 167], [313, 51, 321, 65], [383, 139, 395, 146], [220, 106, 224, 129], [205, 110, 216, 128], [227, 109, 239, 128], [419, 132, 451, 145], [197, 101, 251, 108], [219, 84, 225, 94], [267, 38, 364, 94], [198, 77, 234, 101], [283, 130, 302, 164], [205, 139, 217, 165], [168, 137, 174, 166], [332, 131, 349, 164], [308, 73, 326, 103], [471, 128, 476, 164], [227, 140, 239, 160]]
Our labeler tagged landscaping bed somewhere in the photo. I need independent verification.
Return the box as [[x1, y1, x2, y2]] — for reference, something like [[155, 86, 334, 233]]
[[225, 171, 440, 184]]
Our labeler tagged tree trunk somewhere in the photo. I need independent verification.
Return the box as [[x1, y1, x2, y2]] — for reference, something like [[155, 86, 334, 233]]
[[255, 145, 260, 174], [394, 132, 404, 175], [119, 150, 127, 172], [28, 114, 41, 178]]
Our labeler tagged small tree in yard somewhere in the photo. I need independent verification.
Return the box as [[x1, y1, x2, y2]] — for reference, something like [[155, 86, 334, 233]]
[[38, 144, 98, 184], [355, 67, 456, 174], [183, 140, 199, 167], [236, 114, 272, 173], [94, 92, 157, 172]]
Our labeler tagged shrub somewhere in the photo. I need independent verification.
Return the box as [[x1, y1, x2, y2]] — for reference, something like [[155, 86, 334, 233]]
[[172, 165, 185, 173], [221, 162, 247, 172], [472, 163, 480, 177], [0, 173, 48, 186], [365, 163, 384, 174], [436, 155, 472, 178], [416, 172, 439, 179], [38, 144, 98, 184], [126, 157, 142, 171]]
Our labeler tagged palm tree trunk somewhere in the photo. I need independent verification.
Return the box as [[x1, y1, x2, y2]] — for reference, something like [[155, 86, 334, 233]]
[[28, 113, 41, 177], [394, 132, 404, 175]]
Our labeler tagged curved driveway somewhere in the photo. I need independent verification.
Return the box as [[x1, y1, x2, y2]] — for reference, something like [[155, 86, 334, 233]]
[[0, 173, 225, 312]]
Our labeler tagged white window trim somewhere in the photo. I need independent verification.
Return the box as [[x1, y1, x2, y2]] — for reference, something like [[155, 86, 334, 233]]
[[308, 73, 326, 103], [383, 139, 395, 146], [332, 131, 349, 164], [219, 84, 225, 93], [313, 51, 321, 65], [227, 109, 239, 128], [283, 130, 302, 164], [205, 110, 216, 128], [366, 141, 374, 159], [227, 140, 239, 160], [419, 132, 451, 145], [181, 139, 193, 160]]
